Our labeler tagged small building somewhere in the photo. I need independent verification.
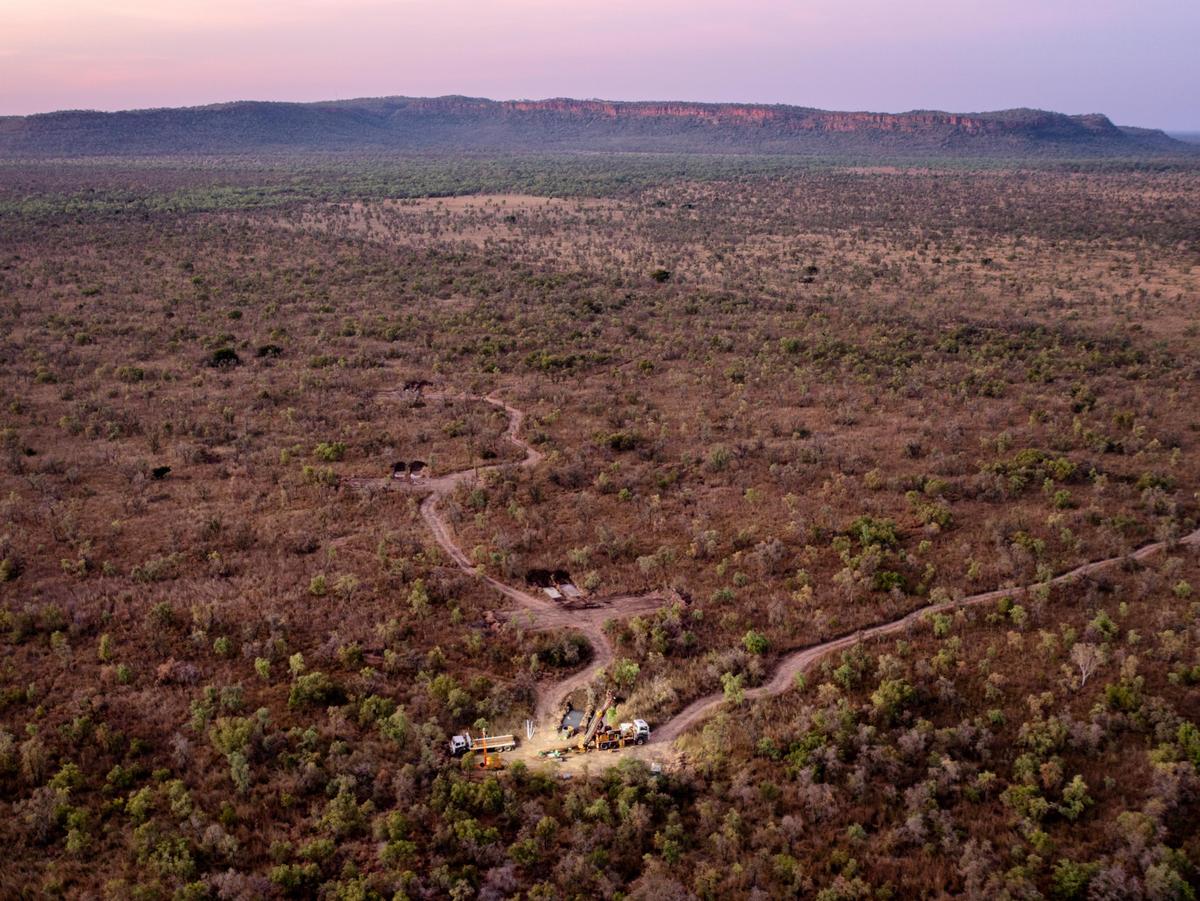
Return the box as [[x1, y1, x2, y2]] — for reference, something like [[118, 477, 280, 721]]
[[526, 569, 583, 602], [390, 460, 428, 482]]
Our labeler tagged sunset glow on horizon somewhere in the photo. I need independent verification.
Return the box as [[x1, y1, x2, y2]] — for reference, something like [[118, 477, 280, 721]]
[[3, 0, 1197, 129]]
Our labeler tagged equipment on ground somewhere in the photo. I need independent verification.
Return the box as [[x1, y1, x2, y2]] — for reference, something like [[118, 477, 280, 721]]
[[593, 718, 651, 751], [541, 693, 650, 756]]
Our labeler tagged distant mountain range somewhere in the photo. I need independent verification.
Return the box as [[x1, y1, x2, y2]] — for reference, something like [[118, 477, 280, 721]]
[[0, 96, 1193, 159]]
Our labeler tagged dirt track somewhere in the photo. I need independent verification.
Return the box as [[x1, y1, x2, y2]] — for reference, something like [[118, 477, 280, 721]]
[[373, 383, 1200, 757], [369, 388, 670, 728], [651, 525, 1200, 744]]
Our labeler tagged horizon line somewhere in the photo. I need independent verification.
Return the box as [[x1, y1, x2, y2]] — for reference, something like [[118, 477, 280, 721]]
[[2, 93, 1191, 133]]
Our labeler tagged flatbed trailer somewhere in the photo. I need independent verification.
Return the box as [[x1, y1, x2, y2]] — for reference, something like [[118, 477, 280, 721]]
[[449, 732, 517, 757]]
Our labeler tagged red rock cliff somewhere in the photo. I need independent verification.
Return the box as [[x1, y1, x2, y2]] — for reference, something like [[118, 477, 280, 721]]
[[398, 97, 1099, 137]]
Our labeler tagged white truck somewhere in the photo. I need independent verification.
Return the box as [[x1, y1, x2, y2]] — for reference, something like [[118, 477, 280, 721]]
[[596, 719, 651, 751], [448, 731, 517, 757]]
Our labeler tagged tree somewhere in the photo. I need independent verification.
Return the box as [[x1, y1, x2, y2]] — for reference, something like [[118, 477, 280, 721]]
[[1051, 859, 1098, 900], [288, 672, 342, 708], [205, 347, 241, 368], [871, 679, 915, 723], [721, 672, 745, 705], [743, 631, 769, 655], [1070, 643, 1104, 688], [612, 658, 640, 691], [1058, 775, 1092, 821], [849, 516, 900, 550]]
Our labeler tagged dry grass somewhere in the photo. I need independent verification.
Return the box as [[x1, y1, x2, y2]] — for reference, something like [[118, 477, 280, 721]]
[[0, 157, 1198, 898]]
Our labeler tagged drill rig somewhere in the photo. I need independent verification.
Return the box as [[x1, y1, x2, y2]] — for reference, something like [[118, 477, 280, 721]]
[[541, 692, 650, 757]]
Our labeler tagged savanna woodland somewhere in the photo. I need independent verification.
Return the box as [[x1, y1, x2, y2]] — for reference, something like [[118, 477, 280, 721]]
[[2, 149, 1200, 900]]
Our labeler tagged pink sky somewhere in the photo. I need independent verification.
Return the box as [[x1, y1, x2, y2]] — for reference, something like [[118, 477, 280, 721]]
[[3, 0, 1197, 129]]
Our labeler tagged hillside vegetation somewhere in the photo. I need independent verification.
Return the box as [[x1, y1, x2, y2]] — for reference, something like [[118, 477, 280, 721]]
[[0, 96, 1194, 158], [1, 155, 1198, 898]]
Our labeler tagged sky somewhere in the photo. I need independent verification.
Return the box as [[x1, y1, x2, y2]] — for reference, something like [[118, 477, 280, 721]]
[[2, 0, 1197, 129]]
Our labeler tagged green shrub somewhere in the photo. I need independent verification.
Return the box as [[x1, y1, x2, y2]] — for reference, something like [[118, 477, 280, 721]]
[[984, 449, 1076, 491], [298, 838, 335, 862], [301, 465, 338, 486], [871, 679, 914, 722], [131, 553, 182, 583], [319, 788, 371, 839], [848, 516, 900, 550], [611, 658, 640, 690], [148, 602, 176, 628], [1089, 610, 1118, 642], [49, 762, 84, 792], [509, 836, 541, 866], [379, 708, 411, 744], [873, 570, 906, 592], [721, 672, 745, 704], [269, 863, 319, 894], [1176, 722, 1200, 767], [743, 630, 770, 655], [288, 672, 342, 708], [1058, 775, 1092, 821], [707, 445, 731, 471], [312, 442, 346, 462], [205, 347, 241, 368], [337, 642, 364, 668], [603, 431, 642, 452], [931, 613, 953, 638], [408, 579, 430, 614]]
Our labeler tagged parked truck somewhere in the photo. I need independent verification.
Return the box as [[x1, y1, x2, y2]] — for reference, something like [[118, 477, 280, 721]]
[[448, 731, 517, 757], [591, 719, 651, 750]]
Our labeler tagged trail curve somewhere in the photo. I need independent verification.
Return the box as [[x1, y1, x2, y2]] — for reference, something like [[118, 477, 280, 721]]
[[366, 387, 670, 727], [650, 526, 1200, 744], [367, 382, 1199, 752]]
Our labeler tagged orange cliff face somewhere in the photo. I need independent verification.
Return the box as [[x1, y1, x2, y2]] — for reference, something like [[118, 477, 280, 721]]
[[4, 94, 1179, 157], [399, 98, 1065, 136]]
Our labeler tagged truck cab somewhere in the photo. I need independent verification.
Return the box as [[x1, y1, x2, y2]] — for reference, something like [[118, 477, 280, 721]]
[[449, 732, 517, 757], [628, 719, 650, 743], [615, 720, 650, 745]]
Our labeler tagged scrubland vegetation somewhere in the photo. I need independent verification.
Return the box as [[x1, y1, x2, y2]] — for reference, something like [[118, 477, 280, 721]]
[[1, 154, 1198, 897]]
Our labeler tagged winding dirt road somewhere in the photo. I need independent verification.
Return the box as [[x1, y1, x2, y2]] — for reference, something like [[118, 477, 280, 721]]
[[651, 525, 1200, 743], [371, 383, 1199, 755], [368, 387, 670, 727]]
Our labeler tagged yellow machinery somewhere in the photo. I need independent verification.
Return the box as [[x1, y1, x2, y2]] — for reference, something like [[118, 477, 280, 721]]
[[476, 729, 506, 770], [574, 692, 614, 751], [540, 693, 651, 757]]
